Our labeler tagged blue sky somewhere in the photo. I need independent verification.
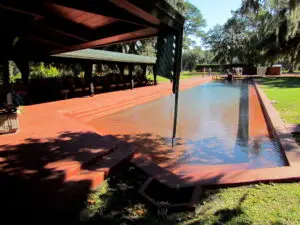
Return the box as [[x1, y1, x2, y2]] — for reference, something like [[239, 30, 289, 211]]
[[188, 0, 242, 31], [187, 0, 242, 47]]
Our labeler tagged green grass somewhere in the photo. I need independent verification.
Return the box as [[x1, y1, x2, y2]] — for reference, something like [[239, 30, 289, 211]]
[[258, 77, 300, 124], [147, 75, 170, 83], [146, 71, 213, 83], [282, 70, 300, 74], [78, 77, 300, 225], [80, 167, 300, 225]]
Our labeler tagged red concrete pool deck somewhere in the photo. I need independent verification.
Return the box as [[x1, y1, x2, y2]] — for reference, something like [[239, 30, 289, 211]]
[[0, 77, 211, 191], [1, 76, 300, 195]]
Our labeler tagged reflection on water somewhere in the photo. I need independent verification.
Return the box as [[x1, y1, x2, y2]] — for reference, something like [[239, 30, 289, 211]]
[[90, 80, 286, 170]]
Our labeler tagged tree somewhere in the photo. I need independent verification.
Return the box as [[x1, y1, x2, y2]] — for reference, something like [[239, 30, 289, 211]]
[[204, 1, 300, 69], [240, 0, 300, 70], [182, 47, 205, 71], [205, 25, 229, 64], [182, 2, 206, 50], [184, 2, 206, 37]]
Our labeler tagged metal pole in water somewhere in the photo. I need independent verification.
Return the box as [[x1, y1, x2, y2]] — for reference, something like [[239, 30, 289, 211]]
[[172, 29, 183, 148], [172, 84, 179, 148]]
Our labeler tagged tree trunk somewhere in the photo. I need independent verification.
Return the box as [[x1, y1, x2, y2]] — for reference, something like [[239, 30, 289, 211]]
[[288, 66, 294, 73], [289, 44, 300, 73]]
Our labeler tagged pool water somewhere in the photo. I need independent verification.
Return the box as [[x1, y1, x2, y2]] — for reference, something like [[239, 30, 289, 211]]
[[90, 80, 286, 170]]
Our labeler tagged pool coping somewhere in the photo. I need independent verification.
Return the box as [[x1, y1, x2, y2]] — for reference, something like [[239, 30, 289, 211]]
[[253, 80, 300, 166], [132, 78, 300, 189]]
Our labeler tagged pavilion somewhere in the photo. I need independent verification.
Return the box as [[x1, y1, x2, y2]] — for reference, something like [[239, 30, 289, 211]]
[[0, 0, 187, 216], [53, 48, 157, 91], [0, 0, 185, 95]]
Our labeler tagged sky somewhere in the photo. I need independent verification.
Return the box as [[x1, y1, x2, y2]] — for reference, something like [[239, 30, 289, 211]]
[[187, 0, 242, 46], [188, 0, 243, 31]]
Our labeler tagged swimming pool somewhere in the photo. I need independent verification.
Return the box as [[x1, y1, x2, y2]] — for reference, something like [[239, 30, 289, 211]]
[[90, 80, 286, 171]]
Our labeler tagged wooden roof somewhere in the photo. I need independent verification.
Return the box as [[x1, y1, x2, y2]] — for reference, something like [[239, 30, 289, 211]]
[[0, 0, 185, 60], [52, 49, 156, 64]]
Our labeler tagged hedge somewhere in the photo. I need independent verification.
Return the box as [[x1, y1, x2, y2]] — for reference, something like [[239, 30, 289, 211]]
[[195, 64, 254, 72]]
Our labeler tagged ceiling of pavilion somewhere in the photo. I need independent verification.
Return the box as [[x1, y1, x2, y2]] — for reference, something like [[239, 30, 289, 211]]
[[0, 0, 184, 60], [52, 48, 156, 64]]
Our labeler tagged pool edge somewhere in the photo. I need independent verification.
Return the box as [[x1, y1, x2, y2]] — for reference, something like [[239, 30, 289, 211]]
[[253, 79, 300, 166], [132, 79, 300, 190]]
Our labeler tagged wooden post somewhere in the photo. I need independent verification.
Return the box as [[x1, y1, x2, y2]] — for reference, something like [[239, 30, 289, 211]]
[[22, 61, 29, 84], [142, 64, 147, 77], [14, 59, 29, 84], [153, 64, 157, 85], [119, 63, 125, 77], [129, 64, 134, 89], [84, 62, 94, 96]]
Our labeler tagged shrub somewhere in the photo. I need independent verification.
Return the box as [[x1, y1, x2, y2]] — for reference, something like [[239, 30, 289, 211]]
[[9, 72, 22, 83], [30, 62, 60, 78]]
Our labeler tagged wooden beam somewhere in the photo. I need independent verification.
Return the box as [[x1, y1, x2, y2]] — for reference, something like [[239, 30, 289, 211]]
[[0, 3, 89, 51], [0, 3, 44, 21], [41, 26, 88, 42], [109, 0, 161, 26], [0, 3, 92, 43], [49, 0, 156, 28], [28, 35, 66, 48], [127, 0, 184, 32], [31, 20, 145, 52], [52, 27, 158, 54], [126, 0, 185, 31], [44, 3, 119, 29], [40, 15, 93, 42]]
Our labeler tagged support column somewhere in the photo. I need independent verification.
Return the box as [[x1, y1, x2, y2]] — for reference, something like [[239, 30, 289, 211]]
[[153, 64, 157, 85], [142, 64, 147, 77], [84, 62, 94, 96], [14, 59, 29, 84], [173, 31, 183, 94], [2, 59, 9, 87], [129, 64, 134, 89], [172, 29, 184, 146], [119, 63, 125, 85], [119, 63, 125, 77]]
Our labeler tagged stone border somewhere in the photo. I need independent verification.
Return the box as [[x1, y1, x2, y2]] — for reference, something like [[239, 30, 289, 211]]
[[253, 80, 300, 166]]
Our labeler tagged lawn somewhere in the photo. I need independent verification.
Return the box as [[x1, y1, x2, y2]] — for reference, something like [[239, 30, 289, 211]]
[[146, 72, 209, 83], [258, 77, 300, 124], [80, 167, 300, 225], [78, 77, 300, 225]]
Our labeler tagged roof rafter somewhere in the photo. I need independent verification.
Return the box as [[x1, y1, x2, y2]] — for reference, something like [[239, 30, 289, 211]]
[[51, 27, 159, 54]]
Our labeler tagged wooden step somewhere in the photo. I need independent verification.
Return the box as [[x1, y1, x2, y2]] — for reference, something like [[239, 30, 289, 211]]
[[64, 142, 135, 190], [69, 89, 170, 120]]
